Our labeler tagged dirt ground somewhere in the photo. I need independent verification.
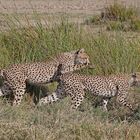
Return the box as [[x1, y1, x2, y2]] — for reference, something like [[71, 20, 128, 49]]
[[0, 0, 140, 29], [0, 0, 139, 15]]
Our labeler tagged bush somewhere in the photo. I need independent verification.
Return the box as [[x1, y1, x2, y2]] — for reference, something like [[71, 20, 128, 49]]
[[102, 4, 137, 22], [85, 4, 140, 32]]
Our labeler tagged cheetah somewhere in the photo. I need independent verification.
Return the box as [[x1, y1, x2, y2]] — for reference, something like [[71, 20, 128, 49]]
[[39, 72, 138, 111], [0, 48, 90, 105]]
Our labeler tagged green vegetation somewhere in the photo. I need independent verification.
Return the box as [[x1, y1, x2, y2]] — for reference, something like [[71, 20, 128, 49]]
[[0, 17, 140, 74], [0, 12, 140, 140]]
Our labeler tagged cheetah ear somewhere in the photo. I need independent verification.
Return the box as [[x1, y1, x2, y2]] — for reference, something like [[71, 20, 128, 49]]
[[76, 48, 85, 54]]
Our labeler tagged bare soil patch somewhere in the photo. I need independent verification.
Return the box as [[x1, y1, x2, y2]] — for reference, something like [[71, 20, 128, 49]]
[[0, 0, 139, 27]]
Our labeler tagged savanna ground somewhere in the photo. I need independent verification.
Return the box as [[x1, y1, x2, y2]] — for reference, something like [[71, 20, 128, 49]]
[[0, 0, 140, 139]]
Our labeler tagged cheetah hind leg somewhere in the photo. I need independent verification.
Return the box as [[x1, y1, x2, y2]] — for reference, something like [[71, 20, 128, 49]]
[[26, 82, 50, 105], [93, 97, 110, 112], [38, 83, 65, 106], [0, 81, 12, 97], [39, 92, 60, 105], [0, 82, 14, 104]]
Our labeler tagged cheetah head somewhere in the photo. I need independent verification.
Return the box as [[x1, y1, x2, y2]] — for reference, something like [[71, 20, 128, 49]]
[[57, 48, 91, 73], [129, 72, 140, 87], [74, 48, 90, 66]]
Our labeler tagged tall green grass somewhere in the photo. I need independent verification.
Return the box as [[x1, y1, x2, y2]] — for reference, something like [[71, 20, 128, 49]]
[[0, 17, 140, 74], [0, 14, 140, 140]]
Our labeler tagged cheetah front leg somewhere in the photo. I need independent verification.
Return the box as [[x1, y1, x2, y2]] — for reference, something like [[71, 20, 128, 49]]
[[70, 88, 85, 110]]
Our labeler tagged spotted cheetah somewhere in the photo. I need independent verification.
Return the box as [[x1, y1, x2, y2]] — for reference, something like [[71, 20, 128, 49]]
[[0, 48, 90, 105], [39, 72, 138, 111]]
